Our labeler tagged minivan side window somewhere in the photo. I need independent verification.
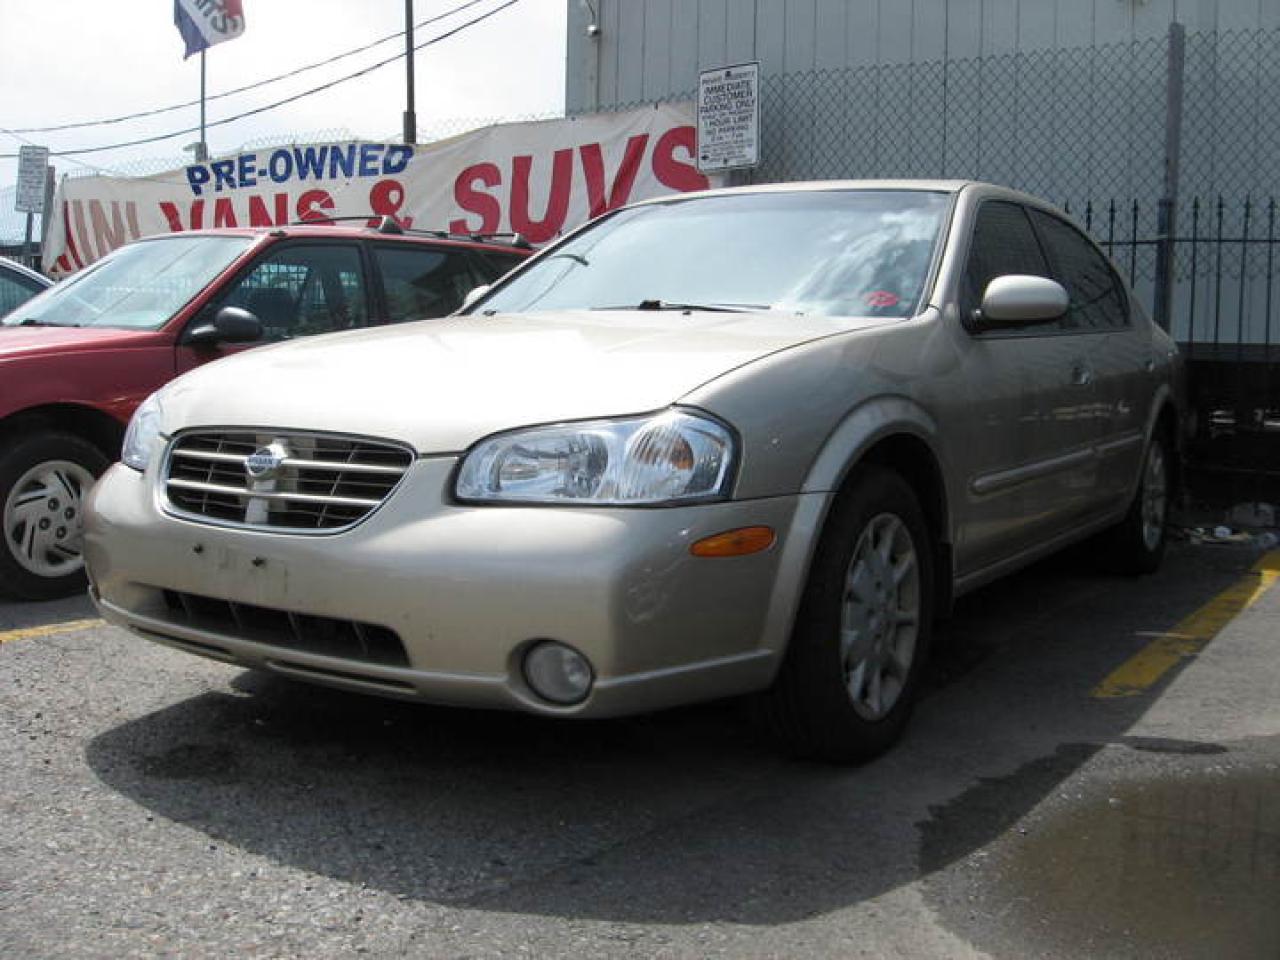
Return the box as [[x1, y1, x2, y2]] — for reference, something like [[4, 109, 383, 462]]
[[218, 244, 369, 340], [1027, 209, 1129, 331], [373, 246, 481, 322], [961, 201, 1051, 322], [473, 250, 527, 282]]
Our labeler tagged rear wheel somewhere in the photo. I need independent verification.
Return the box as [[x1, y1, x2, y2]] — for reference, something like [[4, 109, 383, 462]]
[[0, 432, 108, 601], [759, 466, 935, 764], [1106, 431, 1170, 576]]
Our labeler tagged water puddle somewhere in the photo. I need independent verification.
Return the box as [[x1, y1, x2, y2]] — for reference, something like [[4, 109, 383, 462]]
[[997, 769, 1280, 958]]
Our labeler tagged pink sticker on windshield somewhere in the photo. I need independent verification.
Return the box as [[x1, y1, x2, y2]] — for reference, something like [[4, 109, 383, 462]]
[[865, 290, 900, 308]]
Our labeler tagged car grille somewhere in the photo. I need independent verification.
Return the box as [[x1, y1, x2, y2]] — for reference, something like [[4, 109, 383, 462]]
[[161, 589, 409, 667], [162, 429, 414, 532]]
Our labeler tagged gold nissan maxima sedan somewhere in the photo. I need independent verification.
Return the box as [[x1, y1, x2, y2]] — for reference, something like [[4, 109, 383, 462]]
[[84, 182, 1181, 762]]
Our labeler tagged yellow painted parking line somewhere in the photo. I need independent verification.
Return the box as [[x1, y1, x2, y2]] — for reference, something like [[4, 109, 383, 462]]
[[0, 618, 103, 646], [1093, 551, 1280, 698]]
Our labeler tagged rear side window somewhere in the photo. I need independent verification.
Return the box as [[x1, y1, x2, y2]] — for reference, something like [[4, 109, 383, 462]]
[[1027, 209, 1129, 330], [961, 202, 1051, 320], [374, 246, 480, 322], [472, 250, 526, 281]]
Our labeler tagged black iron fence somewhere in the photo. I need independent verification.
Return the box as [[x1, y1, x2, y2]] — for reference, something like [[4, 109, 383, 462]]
[[1076, 196, 1280, 491]]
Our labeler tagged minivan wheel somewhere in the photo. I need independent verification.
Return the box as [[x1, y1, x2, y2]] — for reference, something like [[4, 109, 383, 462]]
[[1105, 432, 1170, 576], [0, 432, 109, 601], [758, 465, 935, 764]]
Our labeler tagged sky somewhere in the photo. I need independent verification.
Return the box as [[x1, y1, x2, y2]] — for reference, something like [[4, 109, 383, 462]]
[[0, 0, 568, 243]]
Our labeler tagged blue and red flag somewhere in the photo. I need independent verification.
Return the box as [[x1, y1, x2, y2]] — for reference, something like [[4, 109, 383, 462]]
[[174, 0, 246, 59]]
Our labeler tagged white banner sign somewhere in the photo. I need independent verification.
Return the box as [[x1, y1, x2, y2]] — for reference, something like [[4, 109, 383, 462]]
[[45, 103, 713, 277]]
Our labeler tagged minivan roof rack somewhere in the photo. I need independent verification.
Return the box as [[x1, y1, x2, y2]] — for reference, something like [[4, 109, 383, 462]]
[[393, 227, 533, 250], [285, 216, 532, 249]]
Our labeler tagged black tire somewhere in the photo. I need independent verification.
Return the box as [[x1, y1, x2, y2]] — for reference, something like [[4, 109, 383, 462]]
[[1104, 430, 1171, 576], [758, 465, 935, 764], [0, 431, 109, 601]]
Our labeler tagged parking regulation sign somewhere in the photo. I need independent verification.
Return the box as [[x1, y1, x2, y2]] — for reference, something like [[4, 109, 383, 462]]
[[697, 62, 760, 173], [15, 146, 50, 214]]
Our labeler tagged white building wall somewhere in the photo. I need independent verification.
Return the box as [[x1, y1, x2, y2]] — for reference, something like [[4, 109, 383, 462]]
[[567, 0, 1277, 112]]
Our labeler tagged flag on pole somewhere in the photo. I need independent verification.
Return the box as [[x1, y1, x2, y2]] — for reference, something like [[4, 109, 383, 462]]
[[174, 0, 246, 59]]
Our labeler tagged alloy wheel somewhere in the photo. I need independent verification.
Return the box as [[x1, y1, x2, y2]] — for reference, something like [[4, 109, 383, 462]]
[[839, 512, 922, 721], [1141, 440, 1168, 552]]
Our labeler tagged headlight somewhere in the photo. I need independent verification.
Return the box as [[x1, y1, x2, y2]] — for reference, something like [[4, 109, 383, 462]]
[[121, 392, 165, 471], [455, 410, 735, 505]]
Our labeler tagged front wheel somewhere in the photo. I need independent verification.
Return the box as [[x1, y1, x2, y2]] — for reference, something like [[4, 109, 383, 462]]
[[0, 432, 109, 601], [758, 466, 935, 764]]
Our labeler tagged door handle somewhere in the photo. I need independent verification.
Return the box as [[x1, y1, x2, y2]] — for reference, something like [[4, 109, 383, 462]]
[[1070, 363, 1094, 387]]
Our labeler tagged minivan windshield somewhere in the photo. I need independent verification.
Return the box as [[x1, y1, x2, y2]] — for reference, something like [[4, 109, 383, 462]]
[[475, 190, 951, 320], [2, 235, 254, 330]]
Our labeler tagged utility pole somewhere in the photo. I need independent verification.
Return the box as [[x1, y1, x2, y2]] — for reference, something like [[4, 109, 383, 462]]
[[197, 49, 209, 161], [403, 0, 417, 144]]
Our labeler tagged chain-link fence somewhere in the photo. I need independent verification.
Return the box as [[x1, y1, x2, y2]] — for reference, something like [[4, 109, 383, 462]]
[[711, 25, 1280, 485], [741, 36, 1170, 214]]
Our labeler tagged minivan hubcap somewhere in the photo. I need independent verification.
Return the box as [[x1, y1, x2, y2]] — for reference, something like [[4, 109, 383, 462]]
[[3, 460, 95, 578], [1141, 441, 1168, 552], [840, 513, 921, 721]]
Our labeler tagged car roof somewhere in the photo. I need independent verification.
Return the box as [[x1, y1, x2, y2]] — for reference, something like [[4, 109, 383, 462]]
[[133, 222, 532, 256], [0, 256, 53, 286], [625, 178, 1059, 209]]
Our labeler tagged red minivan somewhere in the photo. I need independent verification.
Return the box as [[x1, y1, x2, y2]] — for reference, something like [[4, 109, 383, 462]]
[[0, 222, 529, 600]]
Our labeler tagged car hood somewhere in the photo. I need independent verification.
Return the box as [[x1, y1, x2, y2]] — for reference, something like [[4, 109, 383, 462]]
[[159, 310, 892, 452], [0, 324, 158, 359]]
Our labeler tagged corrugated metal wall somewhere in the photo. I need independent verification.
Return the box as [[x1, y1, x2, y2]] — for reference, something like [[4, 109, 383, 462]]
[[566, 0, 1279, 112]]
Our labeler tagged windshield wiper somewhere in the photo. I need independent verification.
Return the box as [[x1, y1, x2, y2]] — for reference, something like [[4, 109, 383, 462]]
[[13, 317, 81, 328], [545, 252, 589, 266], [594, 299, 764, 313]]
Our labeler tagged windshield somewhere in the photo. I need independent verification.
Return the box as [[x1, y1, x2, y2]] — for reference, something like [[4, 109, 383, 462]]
[[476, 190, 952, 319], [2, 235, 254, 330]]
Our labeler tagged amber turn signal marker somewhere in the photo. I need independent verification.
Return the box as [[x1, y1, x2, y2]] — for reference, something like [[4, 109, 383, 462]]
[[690, 526, 776, 558]]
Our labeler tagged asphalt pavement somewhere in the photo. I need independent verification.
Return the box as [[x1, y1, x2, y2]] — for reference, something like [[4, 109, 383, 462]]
[[1, 540, 1278, 958]]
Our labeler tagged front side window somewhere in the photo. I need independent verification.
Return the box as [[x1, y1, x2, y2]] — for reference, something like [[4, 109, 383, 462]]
[[373, 246, 479, 322], [1028, 210, 1129, 330], [2, 235, 253, 330], [961, 201, 1051, 321], [475, 190, 952, 320], [217, 244, 368, 340]]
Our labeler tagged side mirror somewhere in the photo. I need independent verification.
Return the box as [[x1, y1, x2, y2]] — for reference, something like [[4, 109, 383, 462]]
[[459, 284, 491, 313], [969, 275, 1069, 332], [185, 305, 264, 345]]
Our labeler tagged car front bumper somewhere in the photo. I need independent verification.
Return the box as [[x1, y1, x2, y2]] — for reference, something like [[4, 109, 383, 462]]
[[85, 459, 828, 717]]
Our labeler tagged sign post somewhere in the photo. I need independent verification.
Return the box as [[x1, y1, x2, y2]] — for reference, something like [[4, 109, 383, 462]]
[[696, 62, 760, 175], [15, 145, 50, 266]]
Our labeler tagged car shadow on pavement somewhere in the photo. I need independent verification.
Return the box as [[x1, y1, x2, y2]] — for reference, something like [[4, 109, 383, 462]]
[[83, 542, 1262, 926]]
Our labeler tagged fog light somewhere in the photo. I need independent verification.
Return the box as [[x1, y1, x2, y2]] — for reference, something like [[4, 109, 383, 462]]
[[523, 641, 594, 705]]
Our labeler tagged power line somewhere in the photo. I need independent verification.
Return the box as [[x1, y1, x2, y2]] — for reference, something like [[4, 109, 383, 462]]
[[5, 0, 493, 135], [0, 0, 523, 159], [0, 125, 122, 177]]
